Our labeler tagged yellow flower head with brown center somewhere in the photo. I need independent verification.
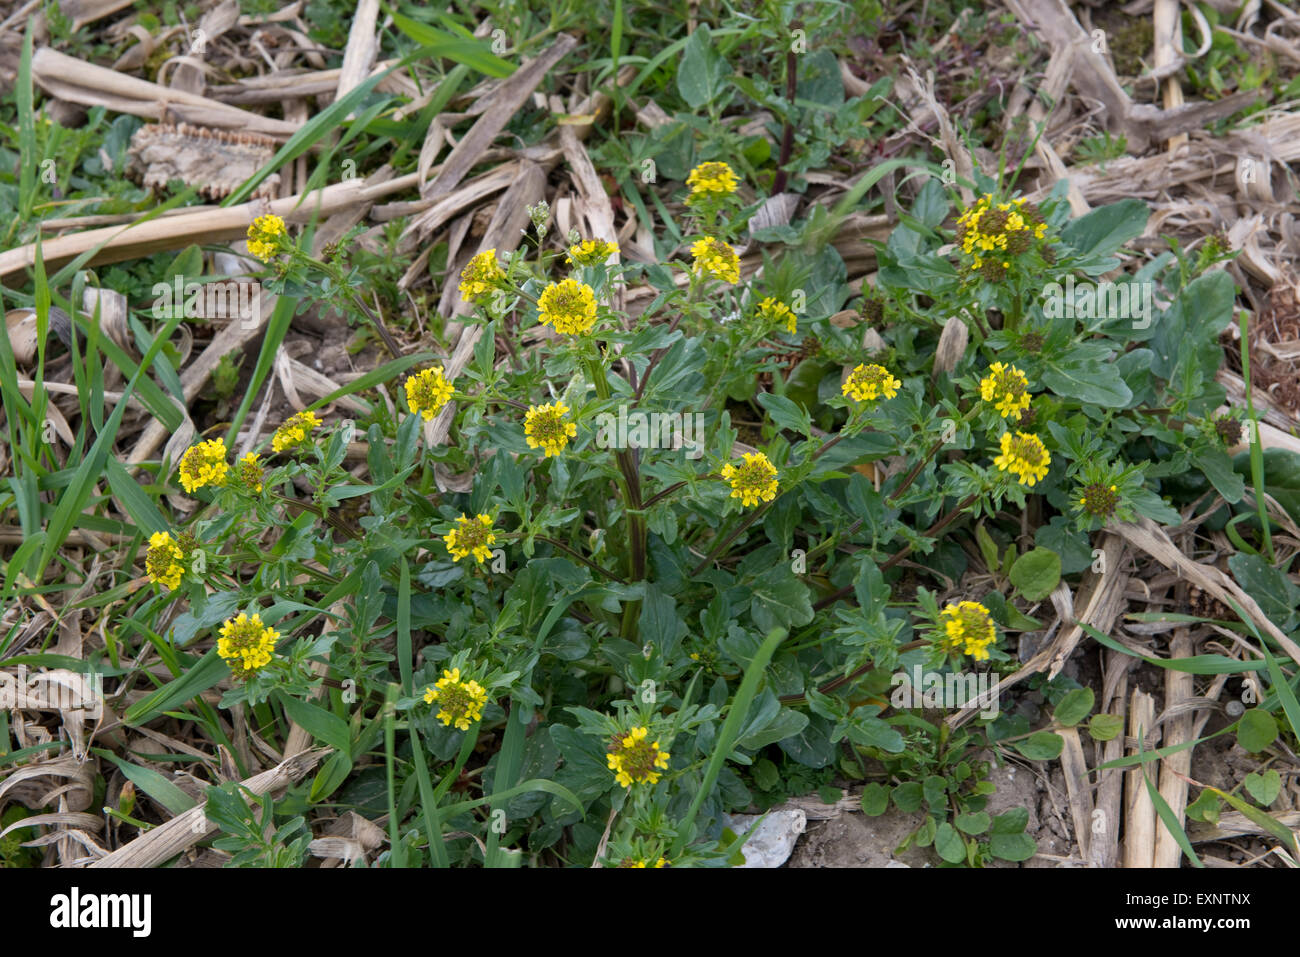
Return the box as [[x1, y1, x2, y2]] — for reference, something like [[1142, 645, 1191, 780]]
[[458, 249, 505, 302], [146, 531, 186, 590], [721, 451, 779, 507], [234, 453, 263, 493], [445, 513, 497, 564], [405, 366, 455, 421], [423, 667, 489, 731], [524, 401, 577, 457], [538, 278, 598, 335], [955, 195, 1048, 275], [606, 726, 671, 788], [938, 600, 998, 661], [979, 362, 1031, 418], [1077, 483, 1121, 520], [246, 214, 287, 262], [757, 297, 797, 334], [685, 161, 739, 203], [566, 239, 620, 267], [690, 237, 741, 284], [272, 410, 322, 453], [842, 363, 901, 404], [217, 612, 279, 676], [178, 438, 229, 493], [993, 431, 1051, 486]]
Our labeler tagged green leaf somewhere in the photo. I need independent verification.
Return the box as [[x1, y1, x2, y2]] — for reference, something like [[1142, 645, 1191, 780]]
[[390, 13, 514, 77], [1243, 770, 1281, 807], [1208, 786, 1297, 855], [988, 809, 1037, 861], [1236, 708, 1277, 753], [96, 751, 197, 817], [955, 811, 990, 835], [1040, 359, 1132, 408], [1054, 687, 1095, 727], [935, 822, 967, 863], [676, 24, 728, 109], [860, 782, 889, 816], [893, 781, 923, 812], [1149, 270, 1236, 384], [1193, 448, 1245, 503], [757, 391, 812, 437], [1059, 199, 1148, 263], [749, 566, 814, 634], [278, 693, 352, 756], [1227, 553, 1300, 633], [1008, 548, 1061, 602], [1087, 712, 1124, 741], [1013, 731, 1064, 760]]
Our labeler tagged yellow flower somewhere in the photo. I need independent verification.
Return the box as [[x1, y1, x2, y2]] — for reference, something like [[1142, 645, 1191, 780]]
[[685, 161, 739, 202], [979, 362, 1031, 418], [842, 363, 901, 403], [690, 237, 740, 284], [721, 452, 779, 508], [757, 297, 797, 334], [624, 857, 669, 868], [445, 513, 497, 564], [217, 612, 279, 676], [993, 431, 1051, 486], [566, 239, 619, 266], [246, 214, 286, 262], [423, 667, 489, 731], [537, 278, 598, 335], [524, 401, 577, 457], [272, 410, 322, 453], [145, 531, 185, 590], [178, 438, 229, 493], [938, 600, 998, 661], [606, 726, 671, 788], [459, 249, 505, 302], [954, 194, 1047, 272], [405, 366, 455, 421], [234, 453, 263, 493]]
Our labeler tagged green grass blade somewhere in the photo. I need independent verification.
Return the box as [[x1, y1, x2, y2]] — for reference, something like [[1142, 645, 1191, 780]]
[[670, 627, 788, 859]]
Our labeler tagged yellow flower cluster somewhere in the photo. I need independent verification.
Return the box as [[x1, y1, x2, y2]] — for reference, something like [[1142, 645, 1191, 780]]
[[993, 431, 1052, 486], [217, 612, 279, 676], [690, 237, 740, 284], [246, 214, 286, 262], [685, 161, 739, 203], [980, 362, 1031, 418], [459, 249, 505, 302], [538, 278, 598, 335], [406, 366, 455, 421], [272, 410, 322, 453], [606, 726, 670, 788], [145, 531, 186, 590], [938, 601, 997, 661], [721, 451, 779, 508], [178, 438, 229, 493], [423, 668, 489, 731], [445, 513, 497, 564], [524, 401, 577, 457], [757, 297, 797, 334], [566, 239, 619, 266], [955, 195, 1047, 280], [1078, 483, 1121, 519], [234, 453, 263, 493], [842, 363, 901, 403]]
